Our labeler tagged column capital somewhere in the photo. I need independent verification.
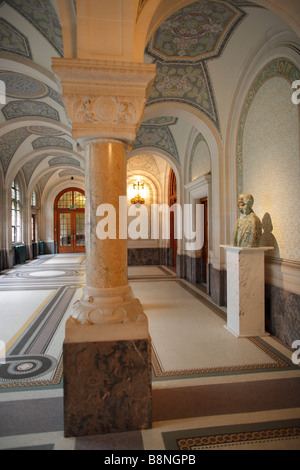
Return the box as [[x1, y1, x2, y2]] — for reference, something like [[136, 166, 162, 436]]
[[52, 58, 156, 146]]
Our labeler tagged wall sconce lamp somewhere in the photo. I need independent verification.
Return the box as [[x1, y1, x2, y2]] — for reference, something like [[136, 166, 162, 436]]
[[131, 180, 145, 205]]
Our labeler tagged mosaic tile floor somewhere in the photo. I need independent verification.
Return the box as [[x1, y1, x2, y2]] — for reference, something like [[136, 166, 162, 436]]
[[0, 255, 299, 451]]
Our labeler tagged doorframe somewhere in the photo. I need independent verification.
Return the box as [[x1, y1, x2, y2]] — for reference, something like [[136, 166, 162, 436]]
[[54, 187, 85, 253], [184, 175, 211, 291], [169, 169, 177, 268]]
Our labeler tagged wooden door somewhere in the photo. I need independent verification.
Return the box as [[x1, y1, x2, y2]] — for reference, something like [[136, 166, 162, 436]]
[[54, 188, 85, 253]]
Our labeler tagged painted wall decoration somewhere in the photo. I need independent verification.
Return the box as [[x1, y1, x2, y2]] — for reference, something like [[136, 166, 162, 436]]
[[0, 18, 32, 59], [0, 72, 65, 107], [0, 71, 48, 99], [32, 136, 73, 151], [48, 156, 80, 168], [133, 117, 179, 162], [128, 154, 160, 177], [147, 1, 243, 62], [59, 169, 85, 178], [147, 61, 219, 129], [0, 127, 31, 175], [5, 0, 63, 56], [38, 169, 56, 194], [0, 127, 72, 176], [48, 87, 65, 107], [22, 153, 48, 186], [26, 126, 64, 136], [144, 0, 255, 131], [2, 100, 60, 121]]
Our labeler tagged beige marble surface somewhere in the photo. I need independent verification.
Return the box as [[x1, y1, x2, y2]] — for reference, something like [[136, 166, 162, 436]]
[[85, 140, 127, 289], [221, 245, 272, 337]]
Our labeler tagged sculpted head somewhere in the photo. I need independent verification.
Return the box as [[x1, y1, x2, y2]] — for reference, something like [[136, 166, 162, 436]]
[[238, 193, 254, 216]]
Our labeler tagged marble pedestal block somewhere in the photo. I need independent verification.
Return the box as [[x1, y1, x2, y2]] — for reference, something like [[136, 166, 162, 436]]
[[63, 324, 152, 437], [221, 246, 272, 338]]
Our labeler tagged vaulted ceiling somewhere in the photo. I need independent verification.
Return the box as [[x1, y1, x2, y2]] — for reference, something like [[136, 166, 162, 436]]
[[0, 0, 297, 196]]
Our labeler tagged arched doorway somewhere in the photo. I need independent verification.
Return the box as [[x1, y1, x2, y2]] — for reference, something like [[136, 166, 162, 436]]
[[54, 188, 85, 253], [169, 169, 177, 267]]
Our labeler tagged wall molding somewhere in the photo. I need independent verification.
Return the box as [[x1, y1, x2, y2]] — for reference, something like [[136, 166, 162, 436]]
[[265, 256, 300, 296]]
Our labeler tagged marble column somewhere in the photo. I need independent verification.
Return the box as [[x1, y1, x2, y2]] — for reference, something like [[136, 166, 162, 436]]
[[52, 59, 156, 437], [221, 245, 272, 338]]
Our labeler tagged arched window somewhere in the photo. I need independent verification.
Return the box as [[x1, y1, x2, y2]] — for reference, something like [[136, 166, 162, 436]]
[[57, 190, 85, 209], [31, 189, 37, 207], [31, 187, 39, 243], [11, 178, 22, 243]]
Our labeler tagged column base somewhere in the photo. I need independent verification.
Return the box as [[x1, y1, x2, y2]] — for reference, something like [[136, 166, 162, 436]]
[[63, 334, 152, 437], [68, 284, 146, 325], [63, 285, 152, 437]]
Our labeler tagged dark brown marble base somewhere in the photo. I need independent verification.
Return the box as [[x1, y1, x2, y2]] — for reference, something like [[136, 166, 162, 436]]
[[63, 338, 152, 437]]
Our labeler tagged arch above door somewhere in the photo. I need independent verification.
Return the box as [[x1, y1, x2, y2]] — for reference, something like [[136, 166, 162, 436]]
[[54, 188, 85, 253]]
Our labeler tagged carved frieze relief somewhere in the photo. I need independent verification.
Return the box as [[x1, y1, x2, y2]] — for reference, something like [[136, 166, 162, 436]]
[[64, 94, 146, 127], [52, 59, 156, 144]]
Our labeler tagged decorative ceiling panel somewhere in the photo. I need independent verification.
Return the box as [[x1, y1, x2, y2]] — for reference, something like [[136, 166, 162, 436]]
[[38, 169, 56, 194], [128, 154, 160, 176], [2, 100, 60, 121], [0, 125, 72, 176], [133, 118, 179, 162], [0, 71, 49, 99], [146, 0, 244, 62], [144, 0, 262, 132], [26, 126, 64, 136], [0, 18, 32, 59], [147, 61, 219, 129], [32, 136, 73, 151], [48, 156, 80, 167], [0, 71, 65, 108], [22, 153, 48, 185], [59, 169, 84, 178], [5, 0, 63, 56], [0, 127, 30, 175]]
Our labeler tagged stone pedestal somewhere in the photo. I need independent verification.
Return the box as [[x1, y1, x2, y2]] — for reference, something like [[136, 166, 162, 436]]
[[52, 59, 156, 437], [221, 245, 272, 338], [63, 323, 151, 437]]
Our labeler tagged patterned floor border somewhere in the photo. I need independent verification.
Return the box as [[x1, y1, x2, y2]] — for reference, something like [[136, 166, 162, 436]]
[[151, 335, 297, 380], [0, 286, 75, 390], [162, 419, 300, 450]]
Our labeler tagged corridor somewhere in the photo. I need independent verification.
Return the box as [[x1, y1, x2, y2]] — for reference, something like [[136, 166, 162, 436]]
[[0, 255, 299, 450]]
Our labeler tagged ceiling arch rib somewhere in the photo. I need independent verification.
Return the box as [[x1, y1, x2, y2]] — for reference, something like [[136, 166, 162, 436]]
[[1, 125, 80, 179]]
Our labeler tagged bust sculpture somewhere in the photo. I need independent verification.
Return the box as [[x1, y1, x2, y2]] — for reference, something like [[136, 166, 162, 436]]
[[232, 193, 262, 247]]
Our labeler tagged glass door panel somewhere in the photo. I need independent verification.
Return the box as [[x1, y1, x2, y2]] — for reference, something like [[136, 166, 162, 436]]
[[75, 213, 85, 247], [59, 213, 72, 248]]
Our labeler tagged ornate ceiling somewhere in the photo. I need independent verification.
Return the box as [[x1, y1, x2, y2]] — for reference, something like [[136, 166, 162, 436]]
[[2, 0, 63, 56], [0, 0, 290, 197], [144, 0, 262, 133], [147, 0, 246, 62], [0, 0, 82, 194]]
